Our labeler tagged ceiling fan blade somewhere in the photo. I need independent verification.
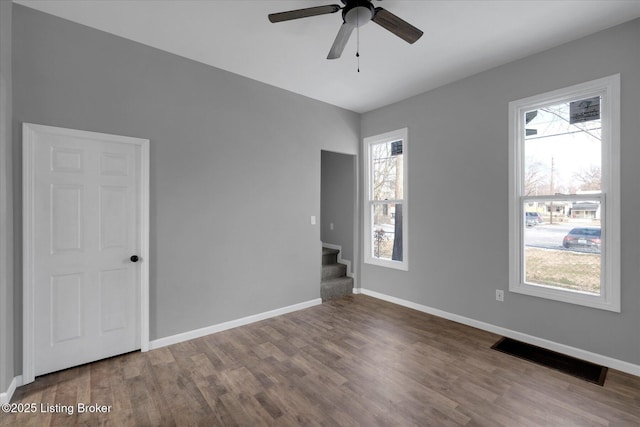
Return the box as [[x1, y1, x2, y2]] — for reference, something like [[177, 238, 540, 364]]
[[268, 5, 341, 23], [372, 7, 423, 44], [327, 23, 355, 60]]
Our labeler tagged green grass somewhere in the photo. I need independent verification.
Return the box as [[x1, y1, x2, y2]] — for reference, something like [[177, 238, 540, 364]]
[[525, 247, 600, 294]]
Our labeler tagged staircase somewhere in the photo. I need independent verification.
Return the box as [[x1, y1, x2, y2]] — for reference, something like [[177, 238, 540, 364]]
[[321, 247, 353, 301]]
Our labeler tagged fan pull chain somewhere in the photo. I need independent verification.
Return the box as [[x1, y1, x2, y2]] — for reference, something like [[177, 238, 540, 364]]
[[356, 12, 360, 72]]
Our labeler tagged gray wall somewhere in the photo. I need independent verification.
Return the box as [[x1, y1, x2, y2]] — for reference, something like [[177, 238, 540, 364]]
[[11, 5, 359, 374], [0, 0, 14, 394], [360, 18, 640, 365], [321, 150, 356, 267]]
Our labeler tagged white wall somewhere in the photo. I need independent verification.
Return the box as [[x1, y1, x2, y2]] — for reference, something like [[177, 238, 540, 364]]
[[360, 18, 640, 365]]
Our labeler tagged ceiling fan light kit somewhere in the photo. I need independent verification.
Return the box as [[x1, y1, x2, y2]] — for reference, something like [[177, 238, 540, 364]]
[[268, 0, 423, 60]]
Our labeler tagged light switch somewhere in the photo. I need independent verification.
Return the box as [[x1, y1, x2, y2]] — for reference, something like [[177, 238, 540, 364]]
[[311, 216, 316, 225], [330, 222, 334, 230]]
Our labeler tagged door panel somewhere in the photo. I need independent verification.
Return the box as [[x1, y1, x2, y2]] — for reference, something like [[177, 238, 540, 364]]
[[100, 186, 129, 249], [99, 268, 129, 333], [50, 185, 83, 253], [51, 147, 83, 173], [27, 124, 145, 377], [50, 273, 83, 344], [100, 152, 128, 176]]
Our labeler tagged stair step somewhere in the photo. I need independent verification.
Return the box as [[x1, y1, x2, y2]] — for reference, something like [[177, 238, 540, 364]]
[[321, 276, 354, 301], [322, 248, 340, 266], [322, 263, 347, 280]]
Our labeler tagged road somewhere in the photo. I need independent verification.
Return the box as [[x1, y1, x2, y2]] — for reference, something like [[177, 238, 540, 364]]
[[524, 222, 600, 254]]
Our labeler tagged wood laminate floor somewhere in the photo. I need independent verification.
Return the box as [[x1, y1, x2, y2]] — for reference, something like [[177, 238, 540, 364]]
[[2, 295, 639, 426]]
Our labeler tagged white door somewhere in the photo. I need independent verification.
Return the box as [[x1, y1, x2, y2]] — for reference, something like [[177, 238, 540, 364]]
[[23, 123, 149, 378]]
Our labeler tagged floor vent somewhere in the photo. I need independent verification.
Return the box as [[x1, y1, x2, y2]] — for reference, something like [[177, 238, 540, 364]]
[[491, 337, 608, 386]]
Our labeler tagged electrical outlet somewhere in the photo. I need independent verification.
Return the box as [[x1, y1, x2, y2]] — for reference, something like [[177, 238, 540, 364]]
[[496, 289, 504, 302]]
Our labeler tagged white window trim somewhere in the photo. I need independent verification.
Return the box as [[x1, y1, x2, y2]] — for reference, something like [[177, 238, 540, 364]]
[[508, 74, 620, 312], [363, 128, 409, 271]]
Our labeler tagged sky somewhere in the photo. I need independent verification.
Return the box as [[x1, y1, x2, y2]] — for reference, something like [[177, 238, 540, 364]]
[[524, 102, 601, 194]]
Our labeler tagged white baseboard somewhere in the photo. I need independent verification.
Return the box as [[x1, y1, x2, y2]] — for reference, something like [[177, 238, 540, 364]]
[[0, 375, 22, 404], [322, 243, 354, 278], [149, 298, 322, 350], [360, 288, 640, 377]]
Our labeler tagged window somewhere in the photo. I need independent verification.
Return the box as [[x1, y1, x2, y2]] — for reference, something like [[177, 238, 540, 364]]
[[364, 128, 408, 270], [509, 75, 620, 311]]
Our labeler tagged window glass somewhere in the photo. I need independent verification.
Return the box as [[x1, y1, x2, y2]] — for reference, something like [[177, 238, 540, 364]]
[[372, 140, 403, 201], [524, 100, 601, 196], [372, 203, 403, 261], [523, 200, 601, 295]]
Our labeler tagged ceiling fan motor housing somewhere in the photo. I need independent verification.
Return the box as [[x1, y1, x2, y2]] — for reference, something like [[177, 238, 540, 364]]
[[342, 0, 375, 27]]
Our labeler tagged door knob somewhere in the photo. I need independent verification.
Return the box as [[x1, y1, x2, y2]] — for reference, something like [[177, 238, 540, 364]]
[[130, 255, 139, 262]]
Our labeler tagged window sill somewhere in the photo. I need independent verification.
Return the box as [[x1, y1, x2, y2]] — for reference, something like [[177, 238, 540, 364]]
[[509, 282, 620, 312], [364, 257, 408, 271]]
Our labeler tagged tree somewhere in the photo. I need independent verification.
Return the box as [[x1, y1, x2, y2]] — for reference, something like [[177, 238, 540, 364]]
[[524, 160, 547, 196], [573, 165, 601, 191], [371, 143, 398, 201]]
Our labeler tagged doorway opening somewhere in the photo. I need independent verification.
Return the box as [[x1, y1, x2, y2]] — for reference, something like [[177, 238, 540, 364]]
[[320, 150, 357, 299]]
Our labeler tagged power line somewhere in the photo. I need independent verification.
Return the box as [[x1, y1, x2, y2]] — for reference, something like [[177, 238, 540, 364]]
[[525, 127, 602, 141]]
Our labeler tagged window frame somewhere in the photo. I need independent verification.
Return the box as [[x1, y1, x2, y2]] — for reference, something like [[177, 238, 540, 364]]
[[363, 128, 409, 271], [508, 74, 620, 312]]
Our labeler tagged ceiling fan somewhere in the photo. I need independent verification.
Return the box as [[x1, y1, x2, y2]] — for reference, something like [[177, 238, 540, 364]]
[[268, 0, 424, 60]]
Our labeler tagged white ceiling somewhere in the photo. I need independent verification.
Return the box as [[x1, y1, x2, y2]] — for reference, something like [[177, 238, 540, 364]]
[[14, 0, 640, 113]]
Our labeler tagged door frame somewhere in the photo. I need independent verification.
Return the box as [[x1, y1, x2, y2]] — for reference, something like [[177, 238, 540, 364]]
[[22, 123, 150, 384]]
